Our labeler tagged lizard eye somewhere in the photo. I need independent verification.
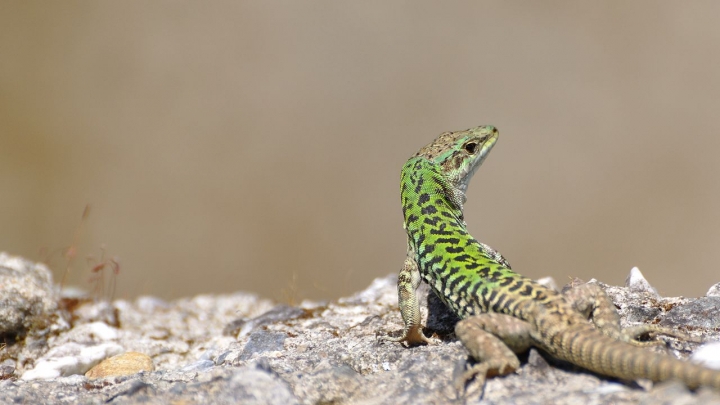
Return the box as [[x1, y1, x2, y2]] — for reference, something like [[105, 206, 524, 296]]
[[463, 142, 478, 154]]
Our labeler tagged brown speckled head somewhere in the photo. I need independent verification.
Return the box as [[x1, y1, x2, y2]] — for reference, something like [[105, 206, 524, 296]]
[[414, 125, 498, 194]]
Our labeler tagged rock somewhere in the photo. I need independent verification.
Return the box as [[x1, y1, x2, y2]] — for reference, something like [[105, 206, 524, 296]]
[[0, 252, 57, 337], [537, 276, 559, 291], [625, 266, 659, 297], [707, 283, 720, 297], [181, 359, 214, 372], [240, 331, 288, 360], [659, 297, 720, 329], [63, 321, 119, 342], [602, 278, 684, 328], [691, 342, 720, 370], [1, 260, 719, 404], [85, 352, 154, 379], [21, 342, 123, 380], [0, 359, 15, 378], [224, 304, 306, 337]]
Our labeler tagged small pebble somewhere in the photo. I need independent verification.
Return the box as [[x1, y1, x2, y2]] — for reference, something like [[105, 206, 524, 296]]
[[85, 352, 154, 379]]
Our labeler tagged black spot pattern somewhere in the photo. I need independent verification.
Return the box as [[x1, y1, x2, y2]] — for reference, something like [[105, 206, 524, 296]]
[[400, 146, 564, 323]]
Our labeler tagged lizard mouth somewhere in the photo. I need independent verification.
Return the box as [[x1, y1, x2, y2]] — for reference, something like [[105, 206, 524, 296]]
[[457, 129, 498, 192]]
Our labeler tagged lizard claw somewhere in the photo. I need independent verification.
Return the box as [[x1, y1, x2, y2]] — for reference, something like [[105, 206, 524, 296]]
[[453, 361, 488, 400]]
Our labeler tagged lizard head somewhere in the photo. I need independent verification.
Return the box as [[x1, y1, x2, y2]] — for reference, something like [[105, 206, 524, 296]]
[[414, 125, 499, 195]]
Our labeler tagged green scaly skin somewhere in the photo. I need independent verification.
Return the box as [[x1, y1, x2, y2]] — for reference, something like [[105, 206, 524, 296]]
[[382, 125, 720, 394]]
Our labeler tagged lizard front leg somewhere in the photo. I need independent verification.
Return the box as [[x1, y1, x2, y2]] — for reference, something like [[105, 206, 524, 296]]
[[380, 244, 433, 345], [454, 313, 533, 397]]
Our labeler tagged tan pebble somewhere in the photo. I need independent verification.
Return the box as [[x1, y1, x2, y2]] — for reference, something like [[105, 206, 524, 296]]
[[85, 352, 154, 379]]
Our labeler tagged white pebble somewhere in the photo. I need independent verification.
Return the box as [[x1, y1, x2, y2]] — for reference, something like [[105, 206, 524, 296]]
[[691, 341, 720, 370], [85, 322, 119, 341], [21, 343, 123, 380]]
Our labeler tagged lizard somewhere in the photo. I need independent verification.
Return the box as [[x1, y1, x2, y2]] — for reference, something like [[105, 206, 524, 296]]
[[380, 125, 720, 396]]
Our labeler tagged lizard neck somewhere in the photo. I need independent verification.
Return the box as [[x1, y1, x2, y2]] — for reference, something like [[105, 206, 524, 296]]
[[401, 157, 466, 244]]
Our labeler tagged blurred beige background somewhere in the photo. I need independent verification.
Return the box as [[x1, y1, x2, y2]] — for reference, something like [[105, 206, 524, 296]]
[[2, 2, 720, 303]]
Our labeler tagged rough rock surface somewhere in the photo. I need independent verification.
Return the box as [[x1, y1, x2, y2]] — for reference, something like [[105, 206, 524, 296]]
[[1, 255, 720, 404], [0, 253, 58, 337]]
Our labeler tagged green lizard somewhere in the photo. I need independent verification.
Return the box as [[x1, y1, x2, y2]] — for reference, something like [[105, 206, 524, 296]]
[[382, 125, 720, 395]]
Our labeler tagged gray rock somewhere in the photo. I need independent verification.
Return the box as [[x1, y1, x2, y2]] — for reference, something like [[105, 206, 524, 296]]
[[660, 297, 720, 329], [0, 359, 15, 378], [224, 304, 306, 337], [0, 254, 719, 404], [240, 331, 288, 360], [602, 279, 689, 329], [0, 252, 58, 337], [180, 359, 214, 372]]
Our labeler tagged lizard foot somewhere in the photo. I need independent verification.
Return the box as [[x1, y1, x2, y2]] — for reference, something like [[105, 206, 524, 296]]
[[454, 361, 489, 399], [619, 325, 701, 347], [378, 324, 434, 346], [453, 358, 518, 400]]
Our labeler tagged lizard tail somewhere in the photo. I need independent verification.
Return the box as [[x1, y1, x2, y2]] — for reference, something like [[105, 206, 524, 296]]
[[556, 326, 720, 390]]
